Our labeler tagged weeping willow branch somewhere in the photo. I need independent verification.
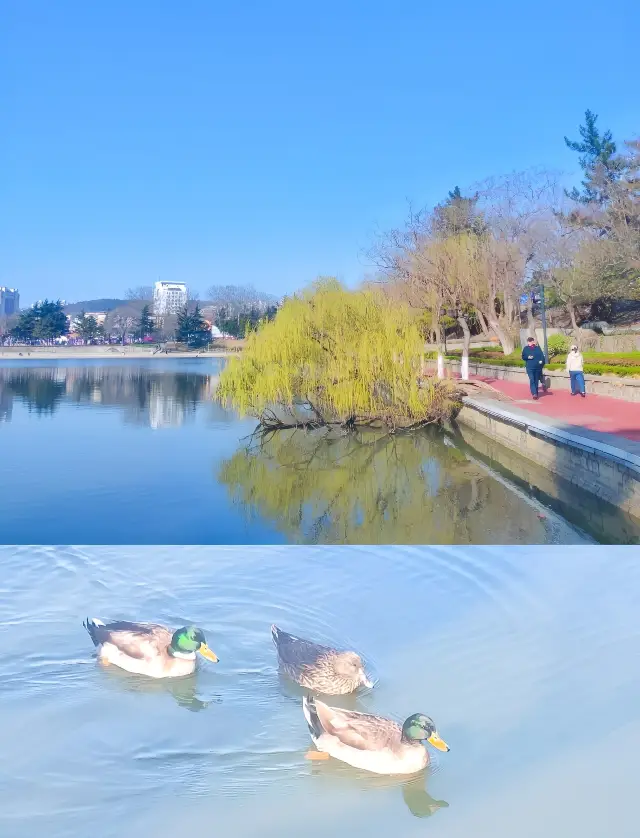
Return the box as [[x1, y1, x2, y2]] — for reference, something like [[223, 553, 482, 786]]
[[217, 278, 462, 431]]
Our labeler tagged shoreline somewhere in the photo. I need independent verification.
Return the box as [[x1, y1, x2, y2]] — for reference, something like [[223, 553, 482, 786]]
[[0, 347, 237, 360]]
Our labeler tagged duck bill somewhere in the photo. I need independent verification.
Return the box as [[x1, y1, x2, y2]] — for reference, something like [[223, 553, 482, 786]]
[[427, 732, 450, 752], [198, 643, 219, 663]]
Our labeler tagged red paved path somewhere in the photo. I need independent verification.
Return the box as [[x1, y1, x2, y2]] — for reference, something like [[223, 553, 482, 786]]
[[469, 376, 640, 443]]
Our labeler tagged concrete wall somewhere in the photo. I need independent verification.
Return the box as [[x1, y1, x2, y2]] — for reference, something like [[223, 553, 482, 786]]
[[432, 358, 640, 403], [455, 403, 640, 520], [453, 422, 640, 543]]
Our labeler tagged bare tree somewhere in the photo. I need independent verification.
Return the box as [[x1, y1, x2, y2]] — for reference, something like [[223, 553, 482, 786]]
[[206, 283, 279, 313], [473, 169, 565, 351], [125, 286, 153, 301], [111, 314, 136, 344]]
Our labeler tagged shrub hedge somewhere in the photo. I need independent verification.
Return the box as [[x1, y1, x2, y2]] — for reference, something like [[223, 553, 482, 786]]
[[443, 350, 640, 378]]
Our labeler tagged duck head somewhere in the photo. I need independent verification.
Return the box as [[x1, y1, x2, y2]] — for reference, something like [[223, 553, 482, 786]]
[[170, 626, 219, 662], [402, 714, 449, 751]]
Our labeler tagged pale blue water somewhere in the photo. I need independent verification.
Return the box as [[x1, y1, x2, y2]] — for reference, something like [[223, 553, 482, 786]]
[[0, 544, 638, 838], [0, 358, 627, 544]]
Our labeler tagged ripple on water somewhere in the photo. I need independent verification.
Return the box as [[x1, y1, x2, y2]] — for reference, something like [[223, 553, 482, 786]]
[[1, 546, 640, 837]]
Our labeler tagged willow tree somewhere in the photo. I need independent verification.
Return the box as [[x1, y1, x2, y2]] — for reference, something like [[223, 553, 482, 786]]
[[217, 278, 459, 430]]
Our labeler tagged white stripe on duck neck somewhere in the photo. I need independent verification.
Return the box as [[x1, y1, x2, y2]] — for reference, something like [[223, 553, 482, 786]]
[[169, 648, 197, 660]]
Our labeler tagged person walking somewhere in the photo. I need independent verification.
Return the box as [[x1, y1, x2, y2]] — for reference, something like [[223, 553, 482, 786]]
[[521, 336, 546, 400], [566, 344, 586, 398]]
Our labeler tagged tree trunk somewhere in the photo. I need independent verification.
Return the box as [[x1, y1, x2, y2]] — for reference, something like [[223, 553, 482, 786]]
[[487, 316, 515, 355], [526, 293, 535, 334], [476, 310, 491, 339], [457, 315, 471, 381], [567, 300, 581, 348]]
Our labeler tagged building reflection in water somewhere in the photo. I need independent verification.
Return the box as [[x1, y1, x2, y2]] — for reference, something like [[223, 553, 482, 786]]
[[0, 365, 222, 428]]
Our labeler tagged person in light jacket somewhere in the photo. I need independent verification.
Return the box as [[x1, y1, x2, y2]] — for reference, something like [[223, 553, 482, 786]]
[[521, 337, 546, 400], [566, 344, 586, 397]]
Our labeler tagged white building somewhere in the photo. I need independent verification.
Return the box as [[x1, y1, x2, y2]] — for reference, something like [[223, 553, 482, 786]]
[[0, 286, 19, 316], [153, 281, 188, 315], [211, 324, 233, 340]]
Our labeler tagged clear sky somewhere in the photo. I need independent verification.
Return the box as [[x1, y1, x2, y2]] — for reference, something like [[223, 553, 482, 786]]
[[3, 0, 639, 306]]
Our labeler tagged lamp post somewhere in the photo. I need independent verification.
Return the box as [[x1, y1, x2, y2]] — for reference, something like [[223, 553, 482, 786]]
[[538, 285, 549, 363]]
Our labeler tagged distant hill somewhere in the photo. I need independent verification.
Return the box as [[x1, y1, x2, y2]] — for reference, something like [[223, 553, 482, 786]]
[[64, 299, 129, 313]]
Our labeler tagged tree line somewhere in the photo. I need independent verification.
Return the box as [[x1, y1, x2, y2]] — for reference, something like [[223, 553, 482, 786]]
[[368, 110, 639, 368], [2, 300, 213, 348]]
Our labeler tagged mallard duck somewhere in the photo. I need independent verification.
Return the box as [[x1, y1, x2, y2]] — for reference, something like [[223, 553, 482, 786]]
[[302, 695, 449, 775], [271, 625, 372, 695], [83, 618, 218, 679]]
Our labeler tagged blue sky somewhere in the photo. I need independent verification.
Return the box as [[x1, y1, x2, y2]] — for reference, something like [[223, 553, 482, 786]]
[[3, 0, 638, 306]]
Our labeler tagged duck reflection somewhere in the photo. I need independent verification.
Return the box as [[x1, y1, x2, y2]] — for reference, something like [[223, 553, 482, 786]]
[[99, 665, 217, 712], [402, 778, 449, 818], [306, 756, 449, 819]]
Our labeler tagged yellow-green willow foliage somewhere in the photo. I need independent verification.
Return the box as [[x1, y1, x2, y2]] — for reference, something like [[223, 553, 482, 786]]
[[217, 278, 458, 428]]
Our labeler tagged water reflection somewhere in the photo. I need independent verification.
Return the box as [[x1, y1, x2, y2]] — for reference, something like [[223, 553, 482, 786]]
[[0, 364, 219, 428], [306, 756, 449, 819], [0, 361, 601, 543], [217, 427, 585, 544], [98, 666, 216, 712]]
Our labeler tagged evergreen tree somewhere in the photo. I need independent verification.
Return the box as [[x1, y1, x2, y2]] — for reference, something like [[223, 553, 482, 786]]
[[135, 304, 155, 340], [176, 303, 210, 348], [75, 310, 100, 342], [10, 308, 38, 341], [11, 300, 68, 342], [432, 186, 485, 238], [564, 109, 624, 205]]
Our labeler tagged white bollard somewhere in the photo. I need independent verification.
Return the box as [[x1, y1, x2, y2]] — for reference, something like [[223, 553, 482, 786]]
[[461, 354, 469, 381]]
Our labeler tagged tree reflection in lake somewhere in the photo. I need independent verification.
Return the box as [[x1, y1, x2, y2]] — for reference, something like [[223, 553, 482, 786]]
[[0, 364, 217, 428], [218, 427, 576, 544], [0, 368, 66, 416]]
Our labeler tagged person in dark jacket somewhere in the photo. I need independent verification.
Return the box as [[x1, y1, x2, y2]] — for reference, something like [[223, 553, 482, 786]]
[[521, 337, 546, 400]]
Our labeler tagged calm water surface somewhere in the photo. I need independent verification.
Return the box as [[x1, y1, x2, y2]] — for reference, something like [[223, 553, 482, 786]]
[[0, 358, 628, 544], [0, 545, 638, 838]]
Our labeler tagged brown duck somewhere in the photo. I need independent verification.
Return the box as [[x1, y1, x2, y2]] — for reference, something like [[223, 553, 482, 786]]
[[271, 624, 372, 694]]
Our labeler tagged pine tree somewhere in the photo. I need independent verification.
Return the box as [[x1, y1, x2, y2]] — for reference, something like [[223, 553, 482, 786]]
[[432, 186, 485, 238], [75, 310, 100, 342], [136, 304, 155, 340], [11, 300, 68, 342], [564, 109, 624, 205], [176, 303, 210, 348]]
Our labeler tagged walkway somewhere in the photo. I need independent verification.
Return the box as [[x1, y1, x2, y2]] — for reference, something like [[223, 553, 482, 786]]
[[470, 375, 640, 443]]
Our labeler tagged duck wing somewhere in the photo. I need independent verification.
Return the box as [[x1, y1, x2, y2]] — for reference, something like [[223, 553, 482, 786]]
[[271, 625, 333, 668], [84, 619, 172, 659], [307, 697, 400, 752]]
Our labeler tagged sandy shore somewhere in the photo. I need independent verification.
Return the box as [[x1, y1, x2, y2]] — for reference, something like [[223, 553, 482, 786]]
[[0, 346, 237, 360]]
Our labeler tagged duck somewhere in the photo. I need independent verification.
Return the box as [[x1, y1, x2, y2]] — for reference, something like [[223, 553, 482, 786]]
[[302, 695, 449, 775], [83, 617, 219, 679], [271, 624, 372, 695]]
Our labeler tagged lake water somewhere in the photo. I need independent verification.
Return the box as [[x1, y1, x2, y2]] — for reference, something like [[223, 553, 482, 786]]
[[0, 544, 638, 838], [0, 358, 635, 544]]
